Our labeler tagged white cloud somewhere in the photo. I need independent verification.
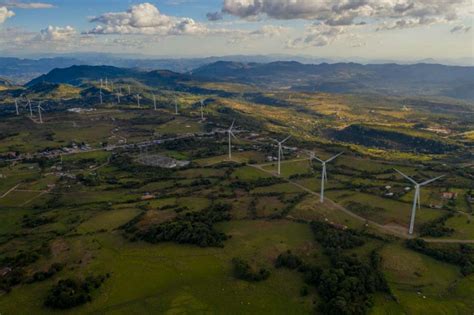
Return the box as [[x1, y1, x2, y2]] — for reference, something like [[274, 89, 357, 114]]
[[35, 25, 76, 41], [218, 0, 469, 27], [0, 1, 54, 9], [87, 2, 209, 36], [287, 24, 346, 48], [0, 6, 14, 23]]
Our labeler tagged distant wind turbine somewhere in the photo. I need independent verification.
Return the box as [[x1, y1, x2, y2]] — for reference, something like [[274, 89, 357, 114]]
[[14, 99, 19, 115], [27, 97, 33, 118], [394, 169, 445, 235], [37, 102, 44, 124], [116, 91, 121, 104], [311, 152, 343, 203], [99, 88, 103, 105], [272, 136, 291, 175], [200, 99, 205, 121], [227, 120, 237, 160], [174, 99, 179, 115], [127, 85, 131, 95], [153, 94, 157, 111], [136, 94, 141, 108]]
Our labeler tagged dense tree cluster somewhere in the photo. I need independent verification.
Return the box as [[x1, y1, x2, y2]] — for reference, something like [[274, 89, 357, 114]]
[[275, 221, 392, 315], [44, 274, 108, 309], [419, 213, 455, 237], [231, 258, 271, 282], [26, 263, 63, 284], [0, 252, 41, 292], [230, 177, 285, 191], [310, 221, 365, 250], [126, 204, 232, 247], [406, 239, 474, 276], [22, 215, 55, 228]]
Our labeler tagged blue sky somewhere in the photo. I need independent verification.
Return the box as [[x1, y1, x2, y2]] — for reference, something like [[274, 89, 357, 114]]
[[0, 1, 472, 61]]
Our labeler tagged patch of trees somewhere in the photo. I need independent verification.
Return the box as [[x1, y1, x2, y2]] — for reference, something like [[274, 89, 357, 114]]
[[275, 250, 303, 269], [22, 215, 55, 228], [0, 251, 40, 292], [406, 239, 474, 276], [330, 124, 459, 154], [310, 221, 365, 250], [231, 258, 271, 282], [44, 274, 108, 309], [419, 213, 455, 237], [26, 263, 63, 284], [230, 177, 285, 191], [110, 154, 174, 180], [126, 204, 232, 247]]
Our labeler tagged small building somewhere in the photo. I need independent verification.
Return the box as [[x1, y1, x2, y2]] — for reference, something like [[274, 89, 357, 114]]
[[442, 192, 458, 200], [141, 193, 155, 201], [385, 185, 392, 190]]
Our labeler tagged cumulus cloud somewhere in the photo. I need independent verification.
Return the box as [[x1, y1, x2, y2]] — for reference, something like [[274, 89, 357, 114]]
[[450, 25, 471, 33], [0, 6, 14, 23], [287, 24, 346, 48], [87, 2, 209, 36], [216, 0, 470, 29], [0, 0, 54, 9], [35, 25, 76, 41]]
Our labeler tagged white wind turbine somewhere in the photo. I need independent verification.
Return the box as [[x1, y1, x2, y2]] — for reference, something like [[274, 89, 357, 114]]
[[227, 120, 237, 160], [272, 136, 291, 175], [174, 99, 179, 115], [311, 152, 343, 203], [153, 94, 157, 111], [394, 169, 445, 235], [136, 94, 141, 108], [105, 77, 108, 89], [27, 97, 33, 118], [14, 99, 19, 115], [100, 78, 103, 89], [200, 99, 205, 121], [116, 91, 121, 104], [37, 102, 44, 124], [99, 88, 103, 105], [127, 85, 131, 95]]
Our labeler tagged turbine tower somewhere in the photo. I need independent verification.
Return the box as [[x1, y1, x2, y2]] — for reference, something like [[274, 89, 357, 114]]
[[174, 99, 179, 115], [37, 102, 44, 124], [116, 91, 121, 104], [127, 85, 131, 95], [99, 88, 103, 105], [136, 94, 141, 108], [394, 169, 445, 235], [153, 94, 157, 111], [14, 99, 19, 115], [227, 120, 237, 160], [272, 136, 291, 175], [27, 97, 33, 118], [200, 99, 205, 121], [311, 152, 343, 203]]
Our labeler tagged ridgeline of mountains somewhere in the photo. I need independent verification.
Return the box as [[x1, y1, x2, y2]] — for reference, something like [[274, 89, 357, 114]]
[[22, 61, 474, 101]]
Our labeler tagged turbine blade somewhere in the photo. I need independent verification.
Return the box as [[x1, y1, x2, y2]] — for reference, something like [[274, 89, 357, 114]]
[[394, 169, 418, 185], [325, 152, 343, 163], [420, 175, 445, 186], [230, 131, 237, 139], [281, 135, 291, 144], [230, 119, 235, 130], [417, 189, 421, 210], [311, 154, 324, 164]]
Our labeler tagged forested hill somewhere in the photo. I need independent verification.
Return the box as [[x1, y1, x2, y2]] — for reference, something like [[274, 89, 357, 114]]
[[191, 61, 474, 100]]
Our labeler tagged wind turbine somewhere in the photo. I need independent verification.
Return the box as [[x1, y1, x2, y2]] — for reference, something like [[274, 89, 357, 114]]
[[27, 97, 33, 118], [153, 94, 157, 111], [394, 169, 445, 235], [100, 78, 103, 89], [227, 120, 237, 160], [37, 102, 44, 124], [127, 85, 131, 95], [174, 99, 179, 115], [272, 136, 291, 175], [311, 152, 343, 203], [105, 77, 108, 89], [116, 91, 121, 104], [136, 94, 141, 108], [99, 88, 103, 105], [200, 99, 205, 121], [14, 99, 19, 115]]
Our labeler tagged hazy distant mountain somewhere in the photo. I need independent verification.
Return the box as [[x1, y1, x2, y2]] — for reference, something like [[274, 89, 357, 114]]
[[192, 61, 474, 100], [27, 65, 192, 88]]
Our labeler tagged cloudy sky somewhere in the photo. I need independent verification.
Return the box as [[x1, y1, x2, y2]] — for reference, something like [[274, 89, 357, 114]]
[[0, 0, 472, 61]]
